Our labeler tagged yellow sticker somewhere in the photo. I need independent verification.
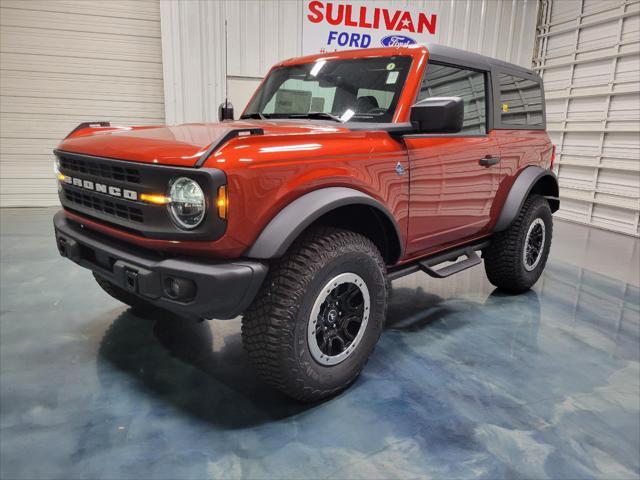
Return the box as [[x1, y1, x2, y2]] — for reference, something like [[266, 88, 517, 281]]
[[386, 62, 396, 71], [502, 103, 509, 113]]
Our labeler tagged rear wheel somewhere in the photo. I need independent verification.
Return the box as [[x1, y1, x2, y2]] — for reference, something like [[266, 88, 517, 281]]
[[484, 194, 552, 293], [242, 227, 388, 402]]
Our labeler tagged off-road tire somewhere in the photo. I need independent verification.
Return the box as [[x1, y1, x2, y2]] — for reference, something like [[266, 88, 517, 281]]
[[484, 194, 552, 293], [242, 227, 388, 402], [93, 272, 154, 312]]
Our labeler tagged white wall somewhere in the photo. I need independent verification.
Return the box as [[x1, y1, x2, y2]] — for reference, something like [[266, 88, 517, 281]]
[[160, 0, 540, 124], [535, 0, 640, 236], [159, 0, 225, 128]]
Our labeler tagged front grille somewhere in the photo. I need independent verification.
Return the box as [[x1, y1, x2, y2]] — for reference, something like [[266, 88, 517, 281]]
[[65, 189, 144, 223], [60, 156, 140, 184], [55, 149, 226, 240]]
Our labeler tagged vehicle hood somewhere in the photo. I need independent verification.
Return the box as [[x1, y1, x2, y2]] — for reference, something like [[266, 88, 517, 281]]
[[57, 120, 350, 167]]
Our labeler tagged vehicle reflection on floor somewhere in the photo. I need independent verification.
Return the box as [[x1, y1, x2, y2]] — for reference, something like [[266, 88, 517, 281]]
[[0, 208, 638, 479]]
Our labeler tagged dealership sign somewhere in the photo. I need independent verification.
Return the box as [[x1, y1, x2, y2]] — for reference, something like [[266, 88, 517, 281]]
[[302, 1, 438, 54]]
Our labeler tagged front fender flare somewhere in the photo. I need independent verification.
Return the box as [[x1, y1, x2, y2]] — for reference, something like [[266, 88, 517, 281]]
[[494, 166, 560, 232], [245, 187, 402, 259]]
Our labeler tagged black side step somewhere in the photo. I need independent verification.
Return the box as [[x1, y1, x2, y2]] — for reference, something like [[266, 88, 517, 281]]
[[388, 240, 489, 281], [418, 247, 482, 278]]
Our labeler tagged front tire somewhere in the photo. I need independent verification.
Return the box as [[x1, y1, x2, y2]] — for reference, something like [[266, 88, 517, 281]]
[[484, 194, 553, 293], [242, 227, 388, 402]]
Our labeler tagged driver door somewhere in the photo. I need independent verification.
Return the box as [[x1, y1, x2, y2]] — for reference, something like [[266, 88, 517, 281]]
[[404, 63, 501, 256]]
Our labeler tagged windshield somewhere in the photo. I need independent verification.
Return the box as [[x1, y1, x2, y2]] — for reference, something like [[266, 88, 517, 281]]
[[242, 56, 412, 123]]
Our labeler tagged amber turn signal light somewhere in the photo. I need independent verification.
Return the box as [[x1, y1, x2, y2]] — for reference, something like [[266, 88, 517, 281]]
[[216, 185, 228, 219], [140, 193, 170, 205]]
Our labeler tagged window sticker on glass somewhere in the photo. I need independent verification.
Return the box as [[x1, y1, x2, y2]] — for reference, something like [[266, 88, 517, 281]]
[[386, 62, 396, 71], [340, 109, 355, 122], [386, 71, 399, 84]]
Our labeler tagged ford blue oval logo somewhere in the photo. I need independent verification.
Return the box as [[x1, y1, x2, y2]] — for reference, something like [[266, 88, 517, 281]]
[[380, 35, 417, 47]]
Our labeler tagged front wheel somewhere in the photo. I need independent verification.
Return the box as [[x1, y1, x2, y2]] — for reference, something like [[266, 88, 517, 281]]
[[242, 227, 388, 402], [484, 194, 553, 293]]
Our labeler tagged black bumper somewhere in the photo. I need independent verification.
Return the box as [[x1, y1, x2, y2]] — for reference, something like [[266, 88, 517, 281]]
[[53, 211, 268, 320]]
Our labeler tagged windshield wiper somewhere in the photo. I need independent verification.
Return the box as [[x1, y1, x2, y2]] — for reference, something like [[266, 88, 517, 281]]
[[240, 112, 268, 120], [286, 112, 343, 123]]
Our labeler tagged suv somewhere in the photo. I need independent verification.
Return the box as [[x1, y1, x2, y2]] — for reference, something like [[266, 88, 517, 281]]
[[53, 44, 558, 401]]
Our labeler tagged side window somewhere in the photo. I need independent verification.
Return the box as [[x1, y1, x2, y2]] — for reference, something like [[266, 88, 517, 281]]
[[499, 74, 543, 126], [417, 63, 487, 134]]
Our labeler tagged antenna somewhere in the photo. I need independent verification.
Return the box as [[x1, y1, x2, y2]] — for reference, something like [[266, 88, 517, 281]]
[[217, 18, 234, 121], [224, 19, 229, 109]]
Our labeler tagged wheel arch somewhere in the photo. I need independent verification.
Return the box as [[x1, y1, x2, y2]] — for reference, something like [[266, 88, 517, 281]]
[[494, 166, 559, 232], [245, 187, 403, 264]]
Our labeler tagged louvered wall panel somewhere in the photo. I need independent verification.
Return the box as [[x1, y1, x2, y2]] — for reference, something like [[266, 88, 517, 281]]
[[535, 0, 640, 236], [161, 0, 540, 124], [0, 0, 165, 207]]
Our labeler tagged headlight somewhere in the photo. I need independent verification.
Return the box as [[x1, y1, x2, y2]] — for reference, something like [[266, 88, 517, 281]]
[[168, 177, 206, 229], [54, 157, 64, 182]]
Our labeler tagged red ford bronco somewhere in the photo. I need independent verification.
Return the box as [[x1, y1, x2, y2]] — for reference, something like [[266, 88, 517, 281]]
[[53, 44, 558, 401]]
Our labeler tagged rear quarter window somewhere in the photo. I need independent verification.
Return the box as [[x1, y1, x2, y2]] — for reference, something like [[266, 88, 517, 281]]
[[499, 74, 544, 127]]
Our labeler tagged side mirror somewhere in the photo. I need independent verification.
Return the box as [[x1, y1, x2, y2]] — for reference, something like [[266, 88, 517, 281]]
[[410, 97, 464, 134], [218, 101, 234, 121]]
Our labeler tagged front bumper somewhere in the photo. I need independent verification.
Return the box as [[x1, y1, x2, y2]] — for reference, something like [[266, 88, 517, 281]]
[[53, 211, 268, 320]]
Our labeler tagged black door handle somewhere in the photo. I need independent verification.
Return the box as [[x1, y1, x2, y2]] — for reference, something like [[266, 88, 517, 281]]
[[479, 156, 500, 167]]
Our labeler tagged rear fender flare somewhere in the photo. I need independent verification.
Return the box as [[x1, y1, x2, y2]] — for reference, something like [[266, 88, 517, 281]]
[[245, 187, 403, 260], [494, 166, 560, 232]]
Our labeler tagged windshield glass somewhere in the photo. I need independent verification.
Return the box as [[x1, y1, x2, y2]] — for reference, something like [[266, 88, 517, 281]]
[[242, 56, 412, 123]]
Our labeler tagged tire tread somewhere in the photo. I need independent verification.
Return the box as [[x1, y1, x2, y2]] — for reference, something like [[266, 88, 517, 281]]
[[484, 194, 552, 293], [242, 227, 386, 402]]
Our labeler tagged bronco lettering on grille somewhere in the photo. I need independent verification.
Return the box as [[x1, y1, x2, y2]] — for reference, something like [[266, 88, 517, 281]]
[[63, 175, 138, 201]]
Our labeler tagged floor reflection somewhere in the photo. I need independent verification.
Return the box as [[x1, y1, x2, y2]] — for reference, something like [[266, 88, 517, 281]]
[[97, 307, 314, 429], [1, 209, 638, 479], [539, 262, 639, 361]]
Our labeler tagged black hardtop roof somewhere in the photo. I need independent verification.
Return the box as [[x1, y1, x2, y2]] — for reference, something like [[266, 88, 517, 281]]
[[425, 43, 540, 80]]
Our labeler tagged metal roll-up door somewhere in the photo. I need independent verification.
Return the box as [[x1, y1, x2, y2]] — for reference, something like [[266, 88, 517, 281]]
[[0, 0, 165, 207], [535, 0, 640, 236]]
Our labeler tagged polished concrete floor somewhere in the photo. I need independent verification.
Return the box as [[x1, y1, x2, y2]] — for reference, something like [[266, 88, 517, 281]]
[[1, 208, 639, 480]]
